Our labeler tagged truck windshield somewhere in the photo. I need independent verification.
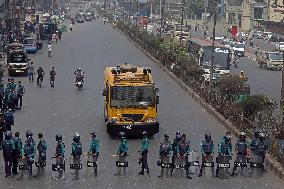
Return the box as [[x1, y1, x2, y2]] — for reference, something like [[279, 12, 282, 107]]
[[202, 47, 230, 70], [10, 53, 27, 63], [110, 86, 155, 108]]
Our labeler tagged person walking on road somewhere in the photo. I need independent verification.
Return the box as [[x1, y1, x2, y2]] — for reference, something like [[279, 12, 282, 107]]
[[2, 131, 15, 178], [50, 67, 56, 88], [28, 62, 34, 82], [17, 81, 25, 110]]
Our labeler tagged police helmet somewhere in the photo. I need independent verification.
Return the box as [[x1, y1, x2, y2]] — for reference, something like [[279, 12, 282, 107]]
[[55, 134, 62, 141], [164, 133, 169, 138], [5, 131, 12, 140], [26, 130, 33, 138], [73, 132, 80, 142], [38, 133, 43, 139], [119, 132, 126, 139], [78, 68, 82, 71], [181, 134, 186, 140], [224, 134, 231, 143], [90, 131, 96, 137], [8, 77, 12, 82], [259, 132, 265, 139], [205, 134, 211, 141], [8, 108, 13, 112], [254, 128, 261, 138]]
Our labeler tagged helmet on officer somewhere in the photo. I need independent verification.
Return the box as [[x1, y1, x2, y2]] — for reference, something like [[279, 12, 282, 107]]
[[259, 132, 265, 140], [164, 133, 170, 141], [78, 68, 82, 72], [55, 134, 62, 141], [142, 131, 147, 138], [26, 130, 33, 139], [239, 131, 246, 141], [119, 132, 125, 139], [176, 131, 181, 138], [90, 131, 96, 138], [181, 134, 186, 141], [224, 131, 231, 143], [73, 132, 80, 142], [205, 133, 211, 142], [254, 128, 260, 138], [5, 131, 12, 140]]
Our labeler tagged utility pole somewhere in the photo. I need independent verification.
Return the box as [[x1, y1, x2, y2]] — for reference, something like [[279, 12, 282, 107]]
[[281, 50, 284, 129], [160, 0, 165, 37], [179, 0, 184, 46], [129, 0, 131, 23]]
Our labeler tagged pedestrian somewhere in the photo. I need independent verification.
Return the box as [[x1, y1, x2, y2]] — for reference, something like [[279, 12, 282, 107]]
[[17, 81, 25, 109], [138, 131, 150, 175], [71, 132, 82, 180], [4, 108, 14, 131], [69, 23, 73, 32], [34, 133, 47, 177], [250, 38, 253, 48], [12, 131, 22, 175], [53, 134, 65, 180], [2, 131, 15, 178], [50, 67, 56, 88], [58, 30, 62, 40], [28, 62, 34, 82], [52, 33, 56, 42], [18, 136, 36, 180], [55, 31, 59, 43], [88, 132, 100, 176]]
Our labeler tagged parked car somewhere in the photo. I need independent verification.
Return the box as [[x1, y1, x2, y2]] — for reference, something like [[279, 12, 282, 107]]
[[258, 52, 283, 70], [256, 31, 263, 39], [270, 33, 284, 42], [275, 42, 284, 51]]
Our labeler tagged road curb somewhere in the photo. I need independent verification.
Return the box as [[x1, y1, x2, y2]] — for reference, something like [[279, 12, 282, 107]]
[[118, 29, 284, 181]]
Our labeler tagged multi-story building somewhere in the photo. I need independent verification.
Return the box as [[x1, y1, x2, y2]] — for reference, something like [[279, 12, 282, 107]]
[[268, 0, 284, 22]]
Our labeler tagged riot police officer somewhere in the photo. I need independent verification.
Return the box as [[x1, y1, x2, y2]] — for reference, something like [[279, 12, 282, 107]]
[[25, 130, 35, 146], [71, 132, 82, 180], [114, 132, 128, 176], [12, 132, 22, 175], [4, 109, 14, 131], [177, 134, 191, 179], [2, 131, 15, 177], [18, 135, 36, 179], [250, 129, 261, 153], [198, 133, 214, 177], [218, 134, 232, 157], [231, 131, 249, 176], [171, 131, 181, 176], [34, 133, 47, 177], [138, 131, 150, 175], [54, 134, 65, 180], [158, 133, 171, 177], [88, 132, 100, 176], [252, 132, 268, 172]]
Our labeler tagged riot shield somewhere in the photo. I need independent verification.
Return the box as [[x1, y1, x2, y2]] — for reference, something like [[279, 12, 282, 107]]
[[173, 155, 186, 177], [202, 155, 214, 178], [34, 154, 47, 177], [216, 155, 230, 179], [114, 154, 128, 177], [85, 153, 98, 177], [249, 154, 263, 178], [158, 155, 171, 178], [70, 157, 82, 180], [233, 155, 248, 177], [18, 158, 33, 180], [188, 151, 200, 174], [51, 157, 65, 181]]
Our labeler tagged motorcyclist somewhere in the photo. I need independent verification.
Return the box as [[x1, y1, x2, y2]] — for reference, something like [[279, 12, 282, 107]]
[[177, 134, 192, 179], [48, 42, 52, 56], [158, 133, 171, 177], [171, 131, 181, 176], [2, 131, 15, 177], [36, 66, 45, 86], [74, 68, 84, 84], [34, 133, 47, 177], [138, 131, 150, 175], [198, 134, 214, 177], [71, 132, 82, 180], [54, 134, 65, 180], [231, 131, 249, 176], [239, 71, 246, 81], [12, 132, 22, 175], [88, 132, 100, 176]]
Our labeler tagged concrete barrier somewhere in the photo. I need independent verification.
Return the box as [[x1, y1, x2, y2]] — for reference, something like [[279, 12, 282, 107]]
[[118, 28, 284, 181]]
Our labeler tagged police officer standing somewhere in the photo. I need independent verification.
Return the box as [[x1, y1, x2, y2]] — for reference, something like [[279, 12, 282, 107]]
[[177, 134, 192, 179], [71, 132, 82, 180], [251, 132, 268, 172], [16, 81, 25, 110], [12, 132, 22, 175], [0, 112, 5, 149], [4, 109, 14, 131], [231, 131, 249, 176], [2, 131, 15, 177], [171, 131, 181, 176], [0, 83, 5, 111], [54, 134, 65, 180], [158, 133, 171, 177], [88, 132, 100, 176], [218, 134, 232, 157], [138, 131, 150, 175], [114, 132, 128, 176], [34, 133, 47, 177], [198, 134, 214, 177]]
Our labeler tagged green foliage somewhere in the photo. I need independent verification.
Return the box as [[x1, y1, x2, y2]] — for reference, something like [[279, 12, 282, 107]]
[[218, 75, 248, 96]]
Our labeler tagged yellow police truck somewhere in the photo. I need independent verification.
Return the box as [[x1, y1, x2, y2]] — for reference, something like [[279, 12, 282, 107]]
[[102, 63, 159, 137]]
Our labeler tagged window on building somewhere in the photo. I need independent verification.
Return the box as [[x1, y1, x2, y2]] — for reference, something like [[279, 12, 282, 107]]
[[228, 13, 235, 24], [254, 7, 264, 20]]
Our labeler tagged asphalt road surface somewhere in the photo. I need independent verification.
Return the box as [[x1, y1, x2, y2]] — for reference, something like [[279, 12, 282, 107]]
[[0, 17, 283, 189]]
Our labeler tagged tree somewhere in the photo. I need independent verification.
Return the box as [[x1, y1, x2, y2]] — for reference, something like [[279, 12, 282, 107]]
[[185, 0, 205, 17]]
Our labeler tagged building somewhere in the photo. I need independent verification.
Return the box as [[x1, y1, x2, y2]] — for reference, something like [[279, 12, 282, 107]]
[[268, 0, 284, 22]]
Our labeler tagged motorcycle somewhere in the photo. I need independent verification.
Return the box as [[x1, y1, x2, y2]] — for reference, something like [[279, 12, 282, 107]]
[[75, 76, 84, 89]]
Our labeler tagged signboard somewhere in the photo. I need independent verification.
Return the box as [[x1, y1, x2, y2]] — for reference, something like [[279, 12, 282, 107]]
[[231, 25, 237, 37]]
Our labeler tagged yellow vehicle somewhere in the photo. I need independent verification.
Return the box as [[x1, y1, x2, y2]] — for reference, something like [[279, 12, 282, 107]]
[[102, 63, 159, 137]]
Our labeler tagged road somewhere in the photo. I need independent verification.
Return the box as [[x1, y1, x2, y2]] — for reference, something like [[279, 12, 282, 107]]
[[0, 15, 283, 189]]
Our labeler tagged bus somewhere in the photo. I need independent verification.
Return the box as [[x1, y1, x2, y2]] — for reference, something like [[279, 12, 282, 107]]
[[188, 38, 231, 76], [102, 63, 159, 137]]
